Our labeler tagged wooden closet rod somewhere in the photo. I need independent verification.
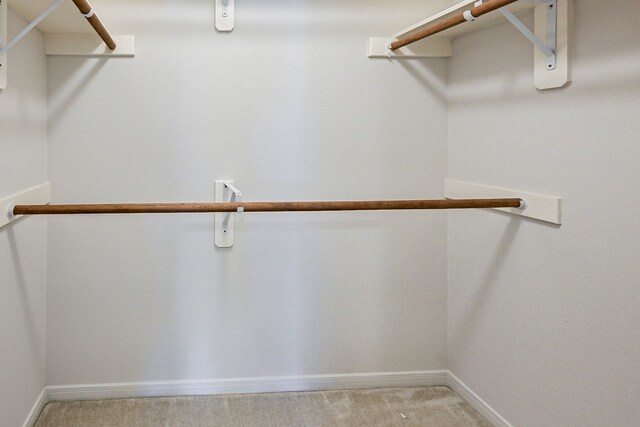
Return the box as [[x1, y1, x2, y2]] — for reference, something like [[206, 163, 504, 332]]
[[13, 198, 523, 215], [72, 0, 116, 50], [391, 0, 519, 51]]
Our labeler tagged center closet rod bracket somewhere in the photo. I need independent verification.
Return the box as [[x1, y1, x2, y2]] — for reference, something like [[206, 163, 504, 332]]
[[215, 180, 243, 248], [215, 0, 234, 32], [222, 181, 243, 234]]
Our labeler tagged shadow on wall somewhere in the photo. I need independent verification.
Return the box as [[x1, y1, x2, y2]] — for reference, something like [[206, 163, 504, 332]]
[[48, 59, 108, 129], [5, 226, 45, 369], [449, 218, 521, 355], [398, 60, 447, 106]]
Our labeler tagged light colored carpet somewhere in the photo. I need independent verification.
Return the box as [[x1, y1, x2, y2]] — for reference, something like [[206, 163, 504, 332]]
[[35, 386, 491, 427]]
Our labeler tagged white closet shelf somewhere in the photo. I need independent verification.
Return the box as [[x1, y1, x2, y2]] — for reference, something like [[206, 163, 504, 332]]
[[369, 0, 571, 90], [369, 0, 535, 59], [9, 0, 101, 34], [3, 0, 133, 59], [398, 0, 535, 41]]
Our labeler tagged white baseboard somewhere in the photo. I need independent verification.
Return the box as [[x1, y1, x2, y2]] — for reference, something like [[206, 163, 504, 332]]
[[22, 388, 47, 427], [46, 370, 449, 402], [36, 371, 511, 427], [447, 372, 513, 427]]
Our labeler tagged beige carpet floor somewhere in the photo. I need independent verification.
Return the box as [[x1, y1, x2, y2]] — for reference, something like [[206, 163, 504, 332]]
[[35, 386, 491, 427]]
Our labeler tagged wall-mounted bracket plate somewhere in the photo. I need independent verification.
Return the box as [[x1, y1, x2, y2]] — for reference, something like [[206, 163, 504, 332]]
[[215, 0, 234, 32], [445, 179, 562, 225], [0, 0, 7, 90], [534, 0, 571, 89], [0, 183, 51, 229]]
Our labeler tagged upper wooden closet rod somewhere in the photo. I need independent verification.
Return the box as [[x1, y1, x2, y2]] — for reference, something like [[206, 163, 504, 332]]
[[391, 0, 519, 51], [13, 198, 523, 215], [72, 0, 116, 50]]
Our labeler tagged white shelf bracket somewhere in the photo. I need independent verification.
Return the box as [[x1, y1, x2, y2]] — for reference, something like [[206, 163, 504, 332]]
[[215, 180, 243, 248], [534, 0, 570, 89], [215, 0, 234, 32], [1, 0, 65, 89], [500, 0, 557, 70], [0, 0, 64, 58], [372, 0, 569, 89]]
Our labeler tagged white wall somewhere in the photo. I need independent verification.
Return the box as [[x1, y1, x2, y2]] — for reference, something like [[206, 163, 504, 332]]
[[447, 1, 640, 426], [4, 1, 640, 424], [45, 0, 449, 385], [0, 9, 48, 427]]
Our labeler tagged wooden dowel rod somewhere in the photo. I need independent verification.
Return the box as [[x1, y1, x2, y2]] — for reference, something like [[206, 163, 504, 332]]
[[71, 0, 116, 50], [391, 0, 519, 51], [13, 199, 522, 215]]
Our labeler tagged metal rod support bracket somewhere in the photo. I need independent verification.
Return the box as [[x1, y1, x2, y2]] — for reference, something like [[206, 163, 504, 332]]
[[500, 0, 557, 70], [0, 0, 64, 57], [222, 181, 243, 234], [215, 180, 242, 248], [1, 0, 65, 89]]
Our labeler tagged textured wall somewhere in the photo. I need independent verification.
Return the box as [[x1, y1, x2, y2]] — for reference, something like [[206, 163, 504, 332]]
[[447, 1, 640, 425], [46, 0, 449, 385], [0, 8, 48, 427]]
